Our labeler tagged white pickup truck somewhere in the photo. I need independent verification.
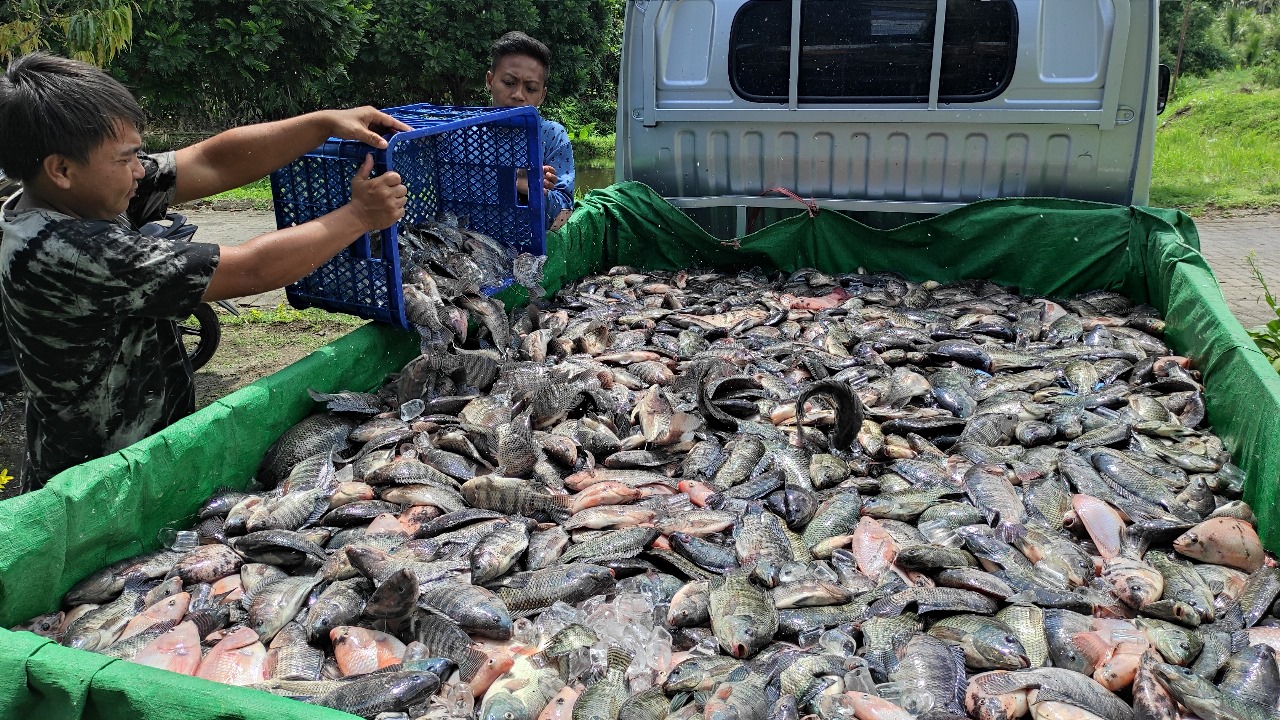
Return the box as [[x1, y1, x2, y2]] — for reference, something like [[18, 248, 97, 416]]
[[615, 0, 1170, 236]]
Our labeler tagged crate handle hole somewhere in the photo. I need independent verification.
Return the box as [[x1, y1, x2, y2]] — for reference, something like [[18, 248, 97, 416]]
[[514, 167, 530, 208]]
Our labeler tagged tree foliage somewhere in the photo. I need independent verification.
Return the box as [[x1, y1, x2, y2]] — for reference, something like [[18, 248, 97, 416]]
[[342, 0, 620, 131], [108, 0, 621, 132], [115, 0, 371, 129], [1, 0, 137, 66], [1161, 0, 1232, 78], [343, 0, 537, 108]]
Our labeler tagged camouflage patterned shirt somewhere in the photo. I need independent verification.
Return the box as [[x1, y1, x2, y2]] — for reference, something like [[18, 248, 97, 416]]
[[0, 152, 221, 488]]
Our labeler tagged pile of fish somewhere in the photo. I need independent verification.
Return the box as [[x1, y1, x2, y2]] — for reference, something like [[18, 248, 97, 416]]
[[15, 264, 1280, 720], [397, 216, 545, 357]]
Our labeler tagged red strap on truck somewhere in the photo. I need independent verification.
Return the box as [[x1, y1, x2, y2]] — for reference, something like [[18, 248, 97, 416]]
[[745, 187, 819, 234], [761, 186, 820, 217]]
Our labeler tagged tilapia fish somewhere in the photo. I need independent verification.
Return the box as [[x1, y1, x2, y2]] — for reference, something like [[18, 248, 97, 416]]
[[22, 266, 1277, 720]]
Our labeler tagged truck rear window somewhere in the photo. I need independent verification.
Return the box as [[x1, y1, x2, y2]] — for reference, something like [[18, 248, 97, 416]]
[[730, 0, 1016, 103]]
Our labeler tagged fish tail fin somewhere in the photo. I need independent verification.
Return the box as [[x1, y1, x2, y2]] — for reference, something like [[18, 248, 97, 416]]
[[187, 606, 231, 638], [544, 493, 572, 523], [460, 640, 488, 681], [1218, 602, 1245, 633], [1229, 630, 1251, 654], [997, 522, 1028, 544], [795, 380, 865, 451], [607, 646, 634, 673]]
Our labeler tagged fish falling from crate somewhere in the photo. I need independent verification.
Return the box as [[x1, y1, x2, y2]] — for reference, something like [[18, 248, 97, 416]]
[[19, 267, 1280, 720], [398, 213, 547, 357]]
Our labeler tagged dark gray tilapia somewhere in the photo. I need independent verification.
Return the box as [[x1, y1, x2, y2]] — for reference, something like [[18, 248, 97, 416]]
[[470, 520, 530, 584], [663, 655, 743, 692], [1152, 662, 1275, 720], [307, 388, 384, 415], [497, 564, 614, 618], [1219, 644, 1280, 711], [417, 581, 512, 639], [573, 647, 632, 720], [619, 687, 669, 720], [413, 612, 486, 681], [312, 670, 440, 718], [258, 414, 359, 488], [65, 549, 186, 606], [929, 614, 1030, 670], [303, 579, 366, 641], [513, 252, 547, 298], [248, 574, 321, 643], [558, 527, 657, 565], [267, 621, 324, 681], [461, 475, 570, 522], [994, 603, 1049, 668], [709, 569, 777, 659], [890, 633, 969, 715], [971, 667, 1134, 720]]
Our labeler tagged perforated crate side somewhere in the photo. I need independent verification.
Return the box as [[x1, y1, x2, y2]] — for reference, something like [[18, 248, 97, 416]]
[[271, 104, 544, 329], [271, 151, 404, 326]]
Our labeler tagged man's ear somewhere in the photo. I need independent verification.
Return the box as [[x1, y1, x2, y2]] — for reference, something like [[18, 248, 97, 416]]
[[486, 70, 495, 86], [41, 154, 74, 191]]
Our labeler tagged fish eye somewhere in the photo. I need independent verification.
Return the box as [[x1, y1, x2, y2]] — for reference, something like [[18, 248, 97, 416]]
[[1005, 636, 1017, 644]]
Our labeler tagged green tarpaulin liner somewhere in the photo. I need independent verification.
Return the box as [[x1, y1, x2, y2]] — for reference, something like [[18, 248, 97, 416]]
[[0, 180, 1276, 720]]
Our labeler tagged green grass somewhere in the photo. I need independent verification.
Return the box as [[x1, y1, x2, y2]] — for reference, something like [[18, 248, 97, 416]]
[[1152, 68, 1280, 213], [207, 177, 273, 208], [571, 134, 616, 163], [220, 304, 364, 328]]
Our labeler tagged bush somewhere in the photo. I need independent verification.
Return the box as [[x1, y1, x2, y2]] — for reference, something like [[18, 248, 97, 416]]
[[116, 0, 372, 129], [342, 0, 620, 118], [1161, 0, 1232, 77], [571, 134, 614, 164], [1245, 253, 1280, 372], [1255, 52, 1280, 87]]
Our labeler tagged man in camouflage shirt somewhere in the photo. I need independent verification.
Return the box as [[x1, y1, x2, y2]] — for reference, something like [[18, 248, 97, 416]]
[[0, 53, 411, 491]]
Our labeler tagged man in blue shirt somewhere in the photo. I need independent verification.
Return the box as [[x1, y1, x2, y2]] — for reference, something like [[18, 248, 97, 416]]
[[486, 31, 575, 231]]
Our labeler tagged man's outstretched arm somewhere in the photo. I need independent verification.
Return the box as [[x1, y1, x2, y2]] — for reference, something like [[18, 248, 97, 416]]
[[173, 107, 412, 204]]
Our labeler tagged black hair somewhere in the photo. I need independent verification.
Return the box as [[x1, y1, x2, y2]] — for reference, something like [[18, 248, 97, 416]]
[[0, 52, 146, 182], [490, 31, 551, 81]]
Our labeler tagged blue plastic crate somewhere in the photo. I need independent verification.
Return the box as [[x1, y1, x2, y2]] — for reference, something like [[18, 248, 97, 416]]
[[269, 104, 545, 329]]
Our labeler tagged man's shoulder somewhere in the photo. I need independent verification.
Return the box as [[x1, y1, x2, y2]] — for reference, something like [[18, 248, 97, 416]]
[[539, 118, 569, 137], [4, 211, 120, 251]]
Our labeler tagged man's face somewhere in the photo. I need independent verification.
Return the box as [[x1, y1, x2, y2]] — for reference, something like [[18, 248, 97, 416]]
[[487, 54, 548, 109], [59, 121, 145, 220]]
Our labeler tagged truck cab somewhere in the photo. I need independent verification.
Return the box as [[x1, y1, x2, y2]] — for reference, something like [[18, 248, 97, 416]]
[[615, 0, 1169, 236]]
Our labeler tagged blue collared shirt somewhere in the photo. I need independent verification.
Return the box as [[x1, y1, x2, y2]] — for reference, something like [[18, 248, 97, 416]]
[[540, 118, 575, 229]]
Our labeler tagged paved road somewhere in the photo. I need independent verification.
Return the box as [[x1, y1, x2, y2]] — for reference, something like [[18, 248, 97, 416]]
[[185, 207, 1280, 329], [185, 209, 284, 309], [1193, 212, 1280, 328]]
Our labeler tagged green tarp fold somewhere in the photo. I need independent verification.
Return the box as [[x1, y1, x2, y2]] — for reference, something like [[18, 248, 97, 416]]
[[0, 181, 1276, 720]]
